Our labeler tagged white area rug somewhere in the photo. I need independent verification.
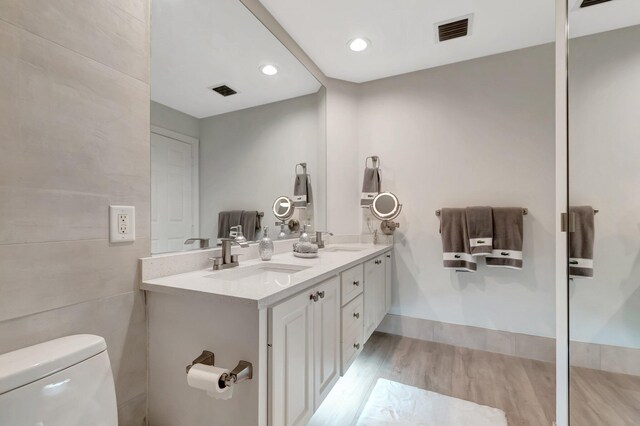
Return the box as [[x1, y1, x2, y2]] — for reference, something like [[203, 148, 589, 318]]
[[356, 379, 508, 426]]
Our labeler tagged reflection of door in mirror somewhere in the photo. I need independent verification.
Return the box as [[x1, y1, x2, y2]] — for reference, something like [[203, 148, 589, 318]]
[[568, 3, 640, 424], [150, 130, 198, 254]]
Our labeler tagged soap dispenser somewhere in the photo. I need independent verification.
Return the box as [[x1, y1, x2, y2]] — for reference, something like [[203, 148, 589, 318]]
[[259, 227, 274, 261]]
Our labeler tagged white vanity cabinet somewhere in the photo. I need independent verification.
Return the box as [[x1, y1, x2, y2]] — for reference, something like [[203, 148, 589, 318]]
[[269, 276, 340, 426], [364, 254, 388, 342]]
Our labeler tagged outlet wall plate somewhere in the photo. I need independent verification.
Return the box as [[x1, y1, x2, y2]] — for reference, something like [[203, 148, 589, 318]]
[[110, 205, 135, 243]]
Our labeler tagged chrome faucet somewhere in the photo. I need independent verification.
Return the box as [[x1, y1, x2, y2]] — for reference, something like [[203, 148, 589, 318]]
[[184, 238, 210, 249], [210, 237, 249, 270], [315, 231, 334, 249]]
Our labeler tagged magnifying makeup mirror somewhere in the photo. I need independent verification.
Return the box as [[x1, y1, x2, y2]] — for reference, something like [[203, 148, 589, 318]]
[[370, 192, 402, 235], [272, 196, 295, 221]]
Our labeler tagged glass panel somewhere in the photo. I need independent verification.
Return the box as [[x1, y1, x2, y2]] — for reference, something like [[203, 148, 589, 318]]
[[568, 1, 640, 424]]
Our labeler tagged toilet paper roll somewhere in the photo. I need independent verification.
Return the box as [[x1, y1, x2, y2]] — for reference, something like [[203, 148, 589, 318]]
[[187, 364, 233, 400]]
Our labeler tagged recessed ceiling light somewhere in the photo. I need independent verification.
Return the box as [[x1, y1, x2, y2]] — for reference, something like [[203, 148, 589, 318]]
[[348, 38, 369, 52], [260, 64, 278, 76]]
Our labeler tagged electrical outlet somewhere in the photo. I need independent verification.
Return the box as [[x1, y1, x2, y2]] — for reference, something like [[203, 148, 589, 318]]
[[110, 206, 135, 242]]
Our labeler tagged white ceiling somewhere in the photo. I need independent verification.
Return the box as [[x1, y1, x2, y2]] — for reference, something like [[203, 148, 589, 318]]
[[151, 0, 321, 119], [259, 0, 640, 83]]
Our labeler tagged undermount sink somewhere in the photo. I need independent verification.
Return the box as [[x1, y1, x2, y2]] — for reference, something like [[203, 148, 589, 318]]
[[323, 246, 365, 253], [206, 263, 310, 285]]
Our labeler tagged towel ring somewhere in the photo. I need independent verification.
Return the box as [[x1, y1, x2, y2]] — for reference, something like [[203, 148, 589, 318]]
[[295, 162, 307, 175], [365, 156, 380, 169]]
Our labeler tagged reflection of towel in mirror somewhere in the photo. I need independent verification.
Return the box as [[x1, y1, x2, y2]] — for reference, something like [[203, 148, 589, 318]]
[[217, 210, 243, 239], [569, 206, 595, 279], [361, 167, 381, 207], [293, 174, 313, 208], [440, 208, 477, 272], [240, 211, 262, 242], [486, 207, 523, 270]]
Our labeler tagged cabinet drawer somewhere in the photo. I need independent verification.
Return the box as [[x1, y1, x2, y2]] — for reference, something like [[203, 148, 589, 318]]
[[341, 264, 364, 305], [341, 294, 364, 338], [341, 320, 364, 375]]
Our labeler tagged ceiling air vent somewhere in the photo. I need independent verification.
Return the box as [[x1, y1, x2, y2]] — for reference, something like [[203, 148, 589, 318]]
[[580, 0, 612, 7], [211, 85, 237, 97], [436, 15, 472, 43]]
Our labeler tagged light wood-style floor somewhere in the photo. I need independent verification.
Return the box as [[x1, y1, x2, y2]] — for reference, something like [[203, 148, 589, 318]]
[[310, 332, 640, 426]]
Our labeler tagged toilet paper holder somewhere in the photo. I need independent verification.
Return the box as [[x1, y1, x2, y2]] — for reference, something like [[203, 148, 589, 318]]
[[186, 350, 253, 388]]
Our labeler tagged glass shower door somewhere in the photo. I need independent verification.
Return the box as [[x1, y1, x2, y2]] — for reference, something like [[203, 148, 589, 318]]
[[568, 2, 640, 424]]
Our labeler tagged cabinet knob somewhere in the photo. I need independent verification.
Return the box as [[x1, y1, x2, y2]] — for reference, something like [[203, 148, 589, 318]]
[[353, 312, 360, 319], [354, 343, 361, 350], [386, 254, 391, 258], [353, 280, 360, 287], [318, 291, 325, 299], [310, 293, 319, 302]]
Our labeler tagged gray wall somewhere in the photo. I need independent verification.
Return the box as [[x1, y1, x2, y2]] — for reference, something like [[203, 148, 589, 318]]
[[354, 44, 557, 338], [569, 25, 640, 348], [199, 92, 324, 241], [151, 100, 200, 139], [0, 1, 150, 424]]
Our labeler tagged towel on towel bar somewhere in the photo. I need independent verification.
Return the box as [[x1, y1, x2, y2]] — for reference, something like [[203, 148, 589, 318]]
[[240, 211, 261, 242], [440, 208, 477, 272], [293, 173, 313, 208], [486, 207, 524, 270], [361, 167, 381, 207], [466, 206, 493, 256], [569, 206, 595, 279], [217, 210, 243, 239]]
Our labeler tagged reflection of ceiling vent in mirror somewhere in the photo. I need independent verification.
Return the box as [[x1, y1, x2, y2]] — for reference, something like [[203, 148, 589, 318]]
[[580, 0, 613, 7], [436, 15, 472, 43], [211, 85, 237, 97]]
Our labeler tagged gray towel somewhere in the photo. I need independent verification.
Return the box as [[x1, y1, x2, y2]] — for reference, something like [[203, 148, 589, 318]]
[[293, 174, 313, 208], [465, 206, 493, 256], [440, 208, 477, 272], [569, 206, 595, 279], [240, 211, 261, 242], [217, 210, 243, 239], [486, 207, 524, 270], [361, 167, 381, 207]]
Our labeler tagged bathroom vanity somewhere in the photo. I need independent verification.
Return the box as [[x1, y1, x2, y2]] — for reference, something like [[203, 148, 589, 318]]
[[141, 241, 392, 426]]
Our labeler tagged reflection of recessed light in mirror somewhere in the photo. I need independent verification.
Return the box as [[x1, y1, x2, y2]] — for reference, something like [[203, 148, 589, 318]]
[[260, 64, 278, 76], [348, 38, 369, 52]]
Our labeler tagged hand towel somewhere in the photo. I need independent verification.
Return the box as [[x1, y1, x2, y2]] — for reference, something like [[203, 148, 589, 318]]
[[217, 210, 243, 239], [486, 207, 524, 270], [360, 167, 381, 207], [569, 206, 595, 279], [440, 208, 477, 272], [293, 174, 313, 208], [465, 206, 493, 256], [240, 211, 261, 242]]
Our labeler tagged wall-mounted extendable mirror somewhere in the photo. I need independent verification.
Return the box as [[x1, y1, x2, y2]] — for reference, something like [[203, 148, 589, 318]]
[[370, 192, 401, 235]]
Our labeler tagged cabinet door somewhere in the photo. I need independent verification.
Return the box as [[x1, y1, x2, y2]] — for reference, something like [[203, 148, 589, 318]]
[[385, 252, 392, 313], [313, 276, 340, 409], [270, 291, 314, 426], [364, 256, 385, 341]]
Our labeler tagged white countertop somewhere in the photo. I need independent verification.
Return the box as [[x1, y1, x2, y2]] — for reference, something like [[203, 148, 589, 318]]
[[141, 243, 392, 309]]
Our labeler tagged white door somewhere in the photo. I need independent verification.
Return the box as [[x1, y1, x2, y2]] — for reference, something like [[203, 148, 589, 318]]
[[313, 276, 340, 409], [270, 291, 314, 426], [151, 131, 196, 254], [364, 256, 385, 341]]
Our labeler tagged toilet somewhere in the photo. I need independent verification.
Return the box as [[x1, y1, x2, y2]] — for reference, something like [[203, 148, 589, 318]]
[[0, 334, 118, 425]]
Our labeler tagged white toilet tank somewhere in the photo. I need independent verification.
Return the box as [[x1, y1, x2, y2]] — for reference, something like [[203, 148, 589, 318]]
[[0, 334, 118, 426]]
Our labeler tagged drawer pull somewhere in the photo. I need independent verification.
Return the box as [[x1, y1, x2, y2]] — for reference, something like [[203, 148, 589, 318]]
[[318, 291, 325, 299], [375, 259, 382, 265], [310, 293, 319, 302], [386, 254, 391, 258], [353, 280, 360, 287], [354, 343, 361, 350], [353, 312, 360, 319]]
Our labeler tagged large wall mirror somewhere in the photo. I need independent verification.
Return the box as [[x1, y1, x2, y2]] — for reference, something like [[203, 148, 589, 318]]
[[568, 1, 640, 424], [150, 0, 326, 254]]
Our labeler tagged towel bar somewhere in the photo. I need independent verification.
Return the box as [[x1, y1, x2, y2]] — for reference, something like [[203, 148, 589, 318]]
[[435, 208, 528, 217]]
